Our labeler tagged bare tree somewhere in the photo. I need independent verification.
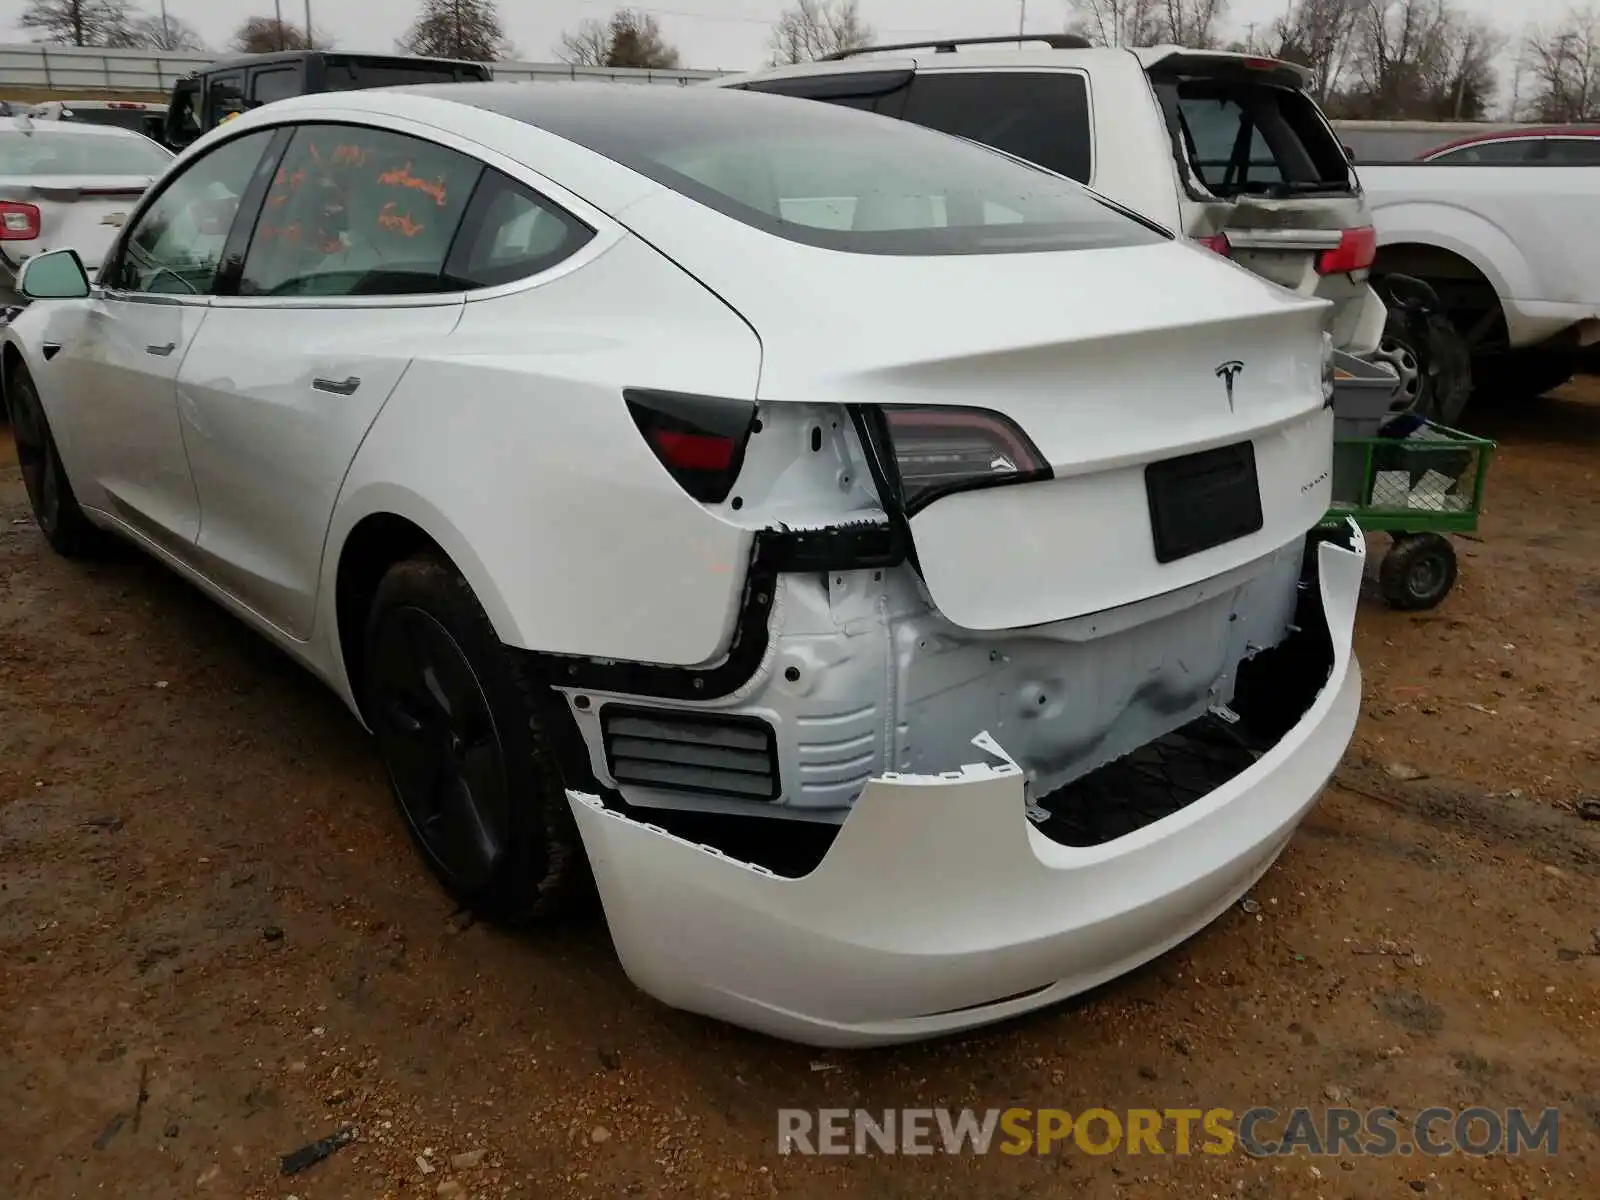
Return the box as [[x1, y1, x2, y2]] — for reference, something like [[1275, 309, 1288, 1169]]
[[1340, 0, 1499, 119], [1160, 0, 1230, 47], [555, 20, 610, 67], [1066, 0, 1163, 46], [556, 9, 681, 69], [1263, 0, 1364, 102], [399, 0, 511, 61], [130, 12, 206, 52], [1521, 7, 1600, 121], [767, 0, 873, 65], [230, 15, 313, 54], [1068, 0, 1227, 46], [19, 0, 140, 47]]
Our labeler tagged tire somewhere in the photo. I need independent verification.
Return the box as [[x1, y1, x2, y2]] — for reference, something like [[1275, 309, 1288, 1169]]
[[362, 555, 588, 925], [5, 361, 108, 558], [1379, 533, 1458, 611], [1373, 309, 1472, 426]]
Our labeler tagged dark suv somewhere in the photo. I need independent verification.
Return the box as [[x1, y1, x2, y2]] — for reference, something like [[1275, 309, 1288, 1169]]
[[165, 50, 492, 150]]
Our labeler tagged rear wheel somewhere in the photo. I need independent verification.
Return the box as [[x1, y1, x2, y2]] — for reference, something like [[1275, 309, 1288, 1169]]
[[1373, 309, 1471, 426], [1379, 533, 1458, 611], [362, 555, 587, 924], [6, 362, 107, 558]]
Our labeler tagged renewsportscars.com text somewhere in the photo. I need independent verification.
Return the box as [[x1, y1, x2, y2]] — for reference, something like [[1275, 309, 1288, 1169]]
[[777, 1107, 1561, 1158]]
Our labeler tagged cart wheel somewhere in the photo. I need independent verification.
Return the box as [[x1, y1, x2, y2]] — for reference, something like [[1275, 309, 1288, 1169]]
[[1379, 533, 1458, 610]]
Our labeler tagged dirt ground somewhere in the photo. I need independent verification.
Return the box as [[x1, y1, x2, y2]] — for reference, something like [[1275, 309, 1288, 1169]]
[[2, 385, 1597, 1200]]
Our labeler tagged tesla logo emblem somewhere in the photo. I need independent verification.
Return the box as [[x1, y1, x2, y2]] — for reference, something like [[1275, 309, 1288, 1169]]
[[1215, 360, 1244, 411]]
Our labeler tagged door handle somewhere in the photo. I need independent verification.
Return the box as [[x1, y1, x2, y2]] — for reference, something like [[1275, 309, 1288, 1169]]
[[312, 376, 361, 396], [145, 342, 176, 356]]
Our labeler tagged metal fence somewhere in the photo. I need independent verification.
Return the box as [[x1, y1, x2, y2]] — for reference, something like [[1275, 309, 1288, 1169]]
[[0, 42, 729, 98]]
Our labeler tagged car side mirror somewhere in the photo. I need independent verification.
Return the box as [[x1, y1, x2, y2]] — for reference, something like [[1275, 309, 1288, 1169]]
[[1343, 144, 1356, 163], [17, 248, 91, 300]]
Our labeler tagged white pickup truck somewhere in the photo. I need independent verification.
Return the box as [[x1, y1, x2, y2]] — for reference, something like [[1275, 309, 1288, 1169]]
[[1360, 160, 1600, 400]]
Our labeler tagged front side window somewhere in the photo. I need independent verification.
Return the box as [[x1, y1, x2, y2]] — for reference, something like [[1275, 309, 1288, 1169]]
[[519, 88, 1166, 256], [238, 123, 481, 297], [168, 81, 201, 143], [205, 74, 245, 130], [0, 128, 172, 176], [107, 130, 275, 295], [900, 72, 1093, 183]]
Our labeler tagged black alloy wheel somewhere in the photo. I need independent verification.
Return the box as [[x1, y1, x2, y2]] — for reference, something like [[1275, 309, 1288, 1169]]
[[362, 556, 587, 923], [7, 364, 106, 557]]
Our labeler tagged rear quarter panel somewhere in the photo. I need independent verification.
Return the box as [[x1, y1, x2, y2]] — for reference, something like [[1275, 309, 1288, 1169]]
[[1360, 163, 1600, 329], [321, 231, 764, 672]]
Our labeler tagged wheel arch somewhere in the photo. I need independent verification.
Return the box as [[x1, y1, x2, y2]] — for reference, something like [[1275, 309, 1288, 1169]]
[[324, 488, 523, 725], [0, 339, 26, 421], [1372, 241, 1505, 339]]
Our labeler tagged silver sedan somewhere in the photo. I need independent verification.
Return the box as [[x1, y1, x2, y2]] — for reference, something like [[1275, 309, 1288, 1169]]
[[0, 115, 172, 299]]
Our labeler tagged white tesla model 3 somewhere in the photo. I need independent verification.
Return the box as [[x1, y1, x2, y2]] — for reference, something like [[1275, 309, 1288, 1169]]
[[1, 83, 1364, 1047]]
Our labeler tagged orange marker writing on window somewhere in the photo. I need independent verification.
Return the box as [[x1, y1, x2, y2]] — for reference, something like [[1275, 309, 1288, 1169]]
[[377, 162, 449, 207], [377, 202, 425, 238]]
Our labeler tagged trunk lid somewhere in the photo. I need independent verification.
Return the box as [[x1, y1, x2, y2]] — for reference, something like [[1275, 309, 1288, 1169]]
[[0, 173, 152, 272], [710, 235, 1335, 630], [1138, 51, 1377, 350]]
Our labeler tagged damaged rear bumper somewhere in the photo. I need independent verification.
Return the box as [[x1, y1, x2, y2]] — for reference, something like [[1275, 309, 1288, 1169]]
[[566, 525, 1365, 1048]]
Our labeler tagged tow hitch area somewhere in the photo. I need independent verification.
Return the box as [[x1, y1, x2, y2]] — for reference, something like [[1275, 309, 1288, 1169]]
[[567, 522, 1365, 1048]]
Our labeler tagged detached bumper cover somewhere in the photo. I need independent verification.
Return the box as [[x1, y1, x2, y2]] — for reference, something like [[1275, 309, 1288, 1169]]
[[567, 528, 1365, 1047]]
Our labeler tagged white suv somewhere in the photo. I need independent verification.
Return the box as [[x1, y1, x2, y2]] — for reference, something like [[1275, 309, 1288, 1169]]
[[715, 35, 1388, 357]]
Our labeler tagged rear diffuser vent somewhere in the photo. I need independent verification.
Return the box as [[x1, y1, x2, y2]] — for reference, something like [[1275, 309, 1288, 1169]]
[[601, 706, 780, 802]]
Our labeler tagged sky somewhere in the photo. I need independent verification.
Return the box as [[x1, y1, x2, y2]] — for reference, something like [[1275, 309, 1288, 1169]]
[[0, 0, 1577, 77]]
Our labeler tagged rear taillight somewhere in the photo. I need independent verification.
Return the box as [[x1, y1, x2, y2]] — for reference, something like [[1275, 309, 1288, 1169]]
[[879, 406, 1050, 513], [0, 201, 41, 240], [1316, 226, 1376, 275], [1195, 233, 1231, 257], [625, 388, 757, 504]]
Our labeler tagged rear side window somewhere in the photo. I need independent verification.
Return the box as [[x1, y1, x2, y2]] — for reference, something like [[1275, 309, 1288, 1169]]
[[323, 61, 488, 90], [899, 72, 1094, 184], [1540, 138, 1600, 164], [1157, 77, 1351, 197], [238, 123, 481, 297], [444, 171, 595, 288]]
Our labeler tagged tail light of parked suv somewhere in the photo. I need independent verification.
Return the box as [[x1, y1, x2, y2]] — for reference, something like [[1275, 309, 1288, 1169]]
[[878, 406, 1051, 514], [0, 202, 41, 240], [1195, 233, 1231, 257], [1315, 227, 1375, 275], [625, 388, 758, 504]]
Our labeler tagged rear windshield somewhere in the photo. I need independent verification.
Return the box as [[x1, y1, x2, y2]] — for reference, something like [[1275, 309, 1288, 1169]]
[[0, 129, 171, 176], [1154, 76, 1351, 198], [55, 108, 151, 133], [512, 88, 1167, 256]]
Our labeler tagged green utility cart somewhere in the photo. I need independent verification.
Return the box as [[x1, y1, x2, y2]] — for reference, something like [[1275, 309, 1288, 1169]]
[[1324, 353, 1496, 610], [1326, 420, 1496, 610]]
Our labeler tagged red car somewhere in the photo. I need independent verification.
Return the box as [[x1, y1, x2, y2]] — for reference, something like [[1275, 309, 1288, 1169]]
[[1417, 126, 1600, 164]]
